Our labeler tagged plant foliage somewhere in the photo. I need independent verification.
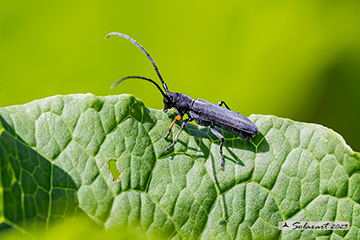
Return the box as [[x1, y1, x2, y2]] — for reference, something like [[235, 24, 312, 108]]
[[0, 94, 359, 239]]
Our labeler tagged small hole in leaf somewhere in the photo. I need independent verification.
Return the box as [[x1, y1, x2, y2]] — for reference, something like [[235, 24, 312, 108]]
[[108, 159, 123, 182]]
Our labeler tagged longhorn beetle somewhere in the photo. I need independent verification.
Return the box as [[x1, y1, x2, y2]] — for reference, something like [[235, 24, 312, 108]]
[[106, 32, 259, 169]]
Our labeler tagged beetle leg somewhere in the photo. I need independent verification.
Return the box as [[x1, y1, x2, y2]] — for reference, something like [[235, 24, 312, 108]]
[[164, 115, 182, 140], [217, 101, 231, 110], [210, 127, 225, 170], [165, 118, 190, 153]]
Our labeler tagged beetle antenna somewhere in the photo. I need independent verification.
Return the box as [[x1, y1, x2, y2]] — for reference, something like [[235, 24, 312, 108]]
[[106, 32, 169, 92], [111, 76, 169, 99]]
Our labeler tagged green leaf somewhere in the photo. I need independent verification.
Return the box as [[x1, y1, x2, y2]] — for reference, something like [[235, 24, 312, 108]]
[[0, 94, 359, 239]]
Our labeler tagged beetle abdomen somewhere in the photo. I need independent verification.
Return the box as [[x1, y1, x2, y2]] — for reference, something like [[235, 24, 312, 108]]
[[190, 99, 258, 135], [214, 121, 254, 143]]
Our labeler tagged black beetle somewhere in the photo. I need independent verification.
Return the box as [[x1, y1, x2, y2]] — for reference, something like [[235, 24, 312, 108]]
[[106, 32, 258, 169]]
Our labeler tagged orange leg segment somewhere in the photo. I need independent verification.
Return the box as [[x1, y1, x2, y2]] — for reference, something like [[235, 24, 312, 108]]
[[164, 115, 182, 140]]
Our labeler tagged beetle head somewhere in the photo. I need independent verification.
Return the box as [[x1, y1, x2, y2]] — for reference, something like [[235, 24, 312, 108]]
[[163, 92, 193, 116], [163, 92, 178, 112]]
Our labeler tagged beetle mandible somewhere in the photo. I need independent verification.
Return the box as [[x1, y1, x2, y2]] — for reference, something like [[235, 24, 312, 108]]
[[106, 32, 259, 169]]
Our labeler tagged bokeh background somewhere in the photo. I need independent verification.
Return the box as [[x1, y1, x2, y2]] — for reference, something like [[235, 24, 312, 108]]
[[1, 1, 359, 151]]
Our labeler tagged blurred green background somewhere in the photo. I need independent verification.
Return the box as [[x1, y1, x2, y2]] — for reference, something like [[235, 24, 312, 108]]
[[1, 1, 359, 151]]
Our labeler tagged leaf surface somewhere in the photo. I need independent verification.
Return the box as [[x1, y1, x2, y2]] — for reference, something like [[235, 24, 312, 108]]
[[0, 94, 359, 239]]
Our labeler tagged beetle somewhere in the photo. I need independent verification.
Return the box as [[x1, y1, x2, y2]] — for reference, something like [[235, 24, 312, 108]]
[[106, 32, 259, 169]]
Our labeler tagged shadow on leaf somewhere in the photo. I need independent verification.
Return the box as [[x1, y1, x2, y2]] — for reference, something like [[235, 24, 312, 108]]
[[0, 115, 79, 237]]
